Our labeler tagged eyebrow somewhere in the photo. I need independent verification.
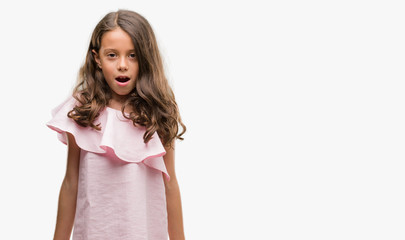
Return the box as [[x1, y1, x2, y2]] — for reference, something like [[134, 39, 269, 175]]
[[103, 48, 135, 53]]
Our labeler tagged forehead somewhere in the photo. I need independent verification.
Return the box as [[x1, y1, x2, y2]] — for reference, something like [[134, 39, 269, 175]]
[[100, 28, 134, 50]]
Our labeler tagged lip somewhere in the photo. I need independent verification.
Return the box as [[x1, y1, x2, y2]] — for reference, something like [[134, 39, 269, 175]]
[[115, 75, 131, 86]]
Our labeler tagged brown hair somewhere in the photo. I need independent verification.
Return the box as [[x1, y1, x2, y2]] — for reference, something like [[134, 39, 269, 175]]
[[68, 9, 186, 149]]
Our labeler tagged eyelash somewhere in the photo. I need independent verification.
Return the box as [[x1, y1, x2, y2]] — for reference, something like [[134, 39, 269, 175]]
[[106, 53, 136, 58]]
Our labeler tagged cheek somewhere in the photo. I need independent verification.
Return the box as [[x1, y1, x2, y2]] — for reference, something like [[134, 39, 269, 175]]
[[101, 64, 115, 77], [132, 63, 140, 73]]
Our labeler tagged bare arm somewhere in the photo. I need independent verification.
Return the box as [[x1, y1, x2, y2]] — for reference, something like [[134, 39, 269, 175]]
[[163, 140, 186, 240], [53, 132, 81, 240]]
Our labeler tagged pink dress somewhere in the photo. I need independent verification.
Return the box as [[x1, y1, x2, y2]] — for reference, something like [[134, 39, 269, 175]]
[[46, 95, 170, 240]]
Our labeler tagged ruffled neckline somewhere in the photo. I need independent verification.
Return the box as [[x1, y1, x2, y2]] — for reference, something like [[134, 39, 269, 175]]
[[105, 105, 131, 115], [46, 95, 170, 181]]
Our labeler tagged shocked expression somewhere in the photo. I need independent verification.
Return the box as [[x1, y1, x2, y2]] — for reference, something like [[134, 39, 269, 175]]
[[93, 27, 139, 101]]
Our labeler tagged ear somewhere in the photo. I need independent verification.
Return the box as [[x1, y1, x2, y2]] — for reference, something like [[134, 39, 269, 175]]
[[92, 49, 102, 68]]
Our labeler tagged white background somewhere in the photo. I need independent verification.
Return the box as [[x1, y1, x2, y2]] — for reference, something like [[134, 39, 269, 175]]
[[0, 0, 404, 239]]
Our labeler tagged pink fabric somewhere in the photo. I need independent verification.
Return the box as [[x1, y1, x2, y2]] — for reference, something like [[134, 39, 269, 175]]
[[46, 95, 170, 240]]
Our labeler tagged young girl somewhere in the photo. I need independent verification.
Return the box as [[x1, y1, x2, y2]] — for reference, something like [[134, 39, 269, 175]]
[[46, 10, 186, 240]]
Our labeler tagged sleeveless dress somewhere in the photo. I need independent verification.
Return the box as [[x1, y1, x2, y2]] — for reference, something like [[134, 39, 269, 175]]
[[46, 95, 170, 240]]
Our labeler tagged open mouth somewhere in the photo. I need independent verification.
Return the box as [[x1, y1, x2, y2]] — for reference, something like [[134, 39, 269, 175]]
[[115, 76, 130, 83]]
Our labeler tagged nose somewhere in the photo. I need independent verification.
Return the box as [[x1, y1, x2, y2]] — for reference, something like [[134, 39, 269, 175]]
[[118, 56, 128, 71]]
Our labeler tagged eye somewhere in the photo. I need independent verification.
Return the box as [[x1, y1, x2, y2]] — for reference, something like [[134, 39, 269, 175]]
[[107, 53, 116, 58], [129, 53, 136, 59]]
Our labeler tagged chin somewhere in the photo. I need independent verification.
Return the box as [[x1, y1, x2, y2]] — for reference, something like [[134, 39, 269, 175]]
[[117, 89, 134, 96]]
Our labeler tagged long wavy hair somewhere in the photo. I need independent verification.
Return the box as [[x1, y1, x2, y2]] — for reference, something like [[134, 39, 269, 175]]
[[68, 9, 186, 149]]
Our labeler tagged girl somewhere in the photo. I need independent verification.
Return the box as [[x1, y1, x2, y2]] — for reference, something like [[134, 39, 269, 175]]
[[46, 10, 186, 240]]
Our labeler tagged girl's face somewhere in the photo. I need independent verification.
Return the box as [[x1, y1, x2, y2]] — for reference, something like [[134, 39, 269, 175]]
[[93, 28, 139, 104]]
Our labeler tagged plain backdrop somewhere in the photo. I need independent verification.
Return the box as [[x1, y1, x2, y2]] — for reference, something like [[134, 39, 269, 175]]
[[0, 0, 404, 239]]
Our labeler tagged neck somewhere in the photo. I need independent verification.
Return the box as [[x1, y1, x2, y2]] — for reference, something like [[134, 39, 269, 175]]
[[111, 92, 128, 104]]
